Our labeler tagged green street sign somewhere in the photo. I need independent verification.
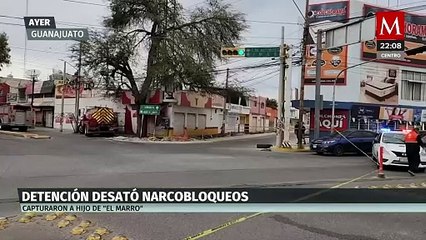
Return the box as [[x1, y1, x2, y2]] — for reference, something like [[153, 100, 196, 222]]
[[245, 47, 280, 57], [140, 105, 161, 115]]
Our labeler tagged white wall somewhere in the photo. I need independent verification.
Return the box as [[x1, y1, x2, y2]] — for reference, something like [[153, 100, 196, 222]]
[[53, 97, 125, 130]]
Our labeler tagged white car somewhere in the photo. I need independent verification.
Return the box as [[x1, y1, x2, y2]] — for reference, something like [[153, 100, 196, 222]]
[[372, 130, 426, 169]]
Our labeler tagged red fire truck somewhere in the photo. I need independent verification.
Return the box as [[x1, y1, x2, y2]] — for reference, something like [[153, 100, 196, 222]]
[[0, 104, 33, 132], [78, 106, 118, 136]]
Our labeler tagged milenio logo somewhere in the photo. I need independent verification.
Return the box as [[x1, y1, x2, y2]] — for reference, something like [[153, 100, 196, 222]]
[[376, 11, 405, 40]]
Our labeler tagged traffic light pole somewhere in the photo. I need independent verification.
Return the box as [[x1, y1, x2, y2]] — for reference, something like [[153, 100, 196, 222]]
[[221, 68, 229, 135], [314, 29, 323, 140], [297, 0, 310, 149], [275, 26, 285, 148], [74, 41, 82, 133]]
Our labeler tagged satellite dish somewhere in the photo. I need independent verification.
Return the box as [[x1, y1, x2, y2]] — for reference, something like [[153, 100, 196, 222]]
[[25, 69, 41, 79]]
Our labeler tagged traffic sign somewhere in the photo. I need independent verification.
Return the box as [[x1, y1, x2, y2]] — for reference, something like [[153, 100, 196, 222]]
[[140, 105, 161, 115], [245, 47, 280, 57]]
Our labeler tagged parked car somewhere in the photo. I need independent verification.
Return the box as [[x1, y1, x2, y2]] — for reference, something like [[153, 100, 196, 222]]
[[372, 130, 426, 170], [311, 130, 378, 156]]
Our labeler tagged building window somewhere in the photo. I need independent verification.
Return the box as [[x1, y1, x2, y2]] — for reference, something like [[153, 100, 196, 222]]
[[254, 101, 257, 107], [261, 103, 265, 109], [401, 70, 426, 101]]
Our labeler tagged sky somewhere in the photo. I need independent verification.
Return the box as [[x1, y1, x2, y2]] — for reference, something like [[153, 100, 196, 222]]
[[0, 0, 423, 99]]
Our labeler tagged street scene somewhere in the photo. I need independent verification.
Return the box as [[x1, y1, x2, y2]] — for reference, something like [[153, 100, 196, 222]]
[[1, 0, 426, 239]]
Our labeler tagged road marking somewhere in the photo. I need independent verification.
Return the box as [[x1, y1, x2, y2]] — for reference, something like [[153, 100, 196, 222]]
[[183, 170, 377, 240]]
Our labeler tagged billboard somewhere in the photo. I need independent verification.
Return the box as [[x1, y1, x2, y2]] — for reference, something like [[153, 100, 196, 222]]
[[362, 5, 426, 67], [55, 85, 84, 98], [359, 64, 400, 105], [351, 105, 380, 119], [310, 109, 349, 132], [307, 1, 349, 24], [379, 106, 413, 122], [305, 1, 349, 85]]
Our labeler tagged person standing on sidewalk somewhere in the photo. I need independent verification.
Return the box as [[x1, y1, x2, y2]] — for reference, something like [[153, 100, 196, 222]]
[[294, 122, 306, 145], [405, 128, 423, 176]]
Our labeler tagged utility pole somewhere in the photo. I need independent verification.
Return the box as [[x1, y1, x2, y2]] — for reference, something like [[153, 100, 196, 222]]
[[283, 47, 292, 145], [297, 0, 310, 149], [30, 75, 35, 107], [314, 29, 322, 140], [74, 41, 82, 133], [60, 61, 66, 132], [275, 26, 285, 148], [221, 68, 229, 135]]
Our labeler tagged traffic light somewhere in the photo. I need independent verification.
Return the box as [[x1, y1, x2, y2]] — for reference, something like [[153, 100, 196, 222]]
[[405, 45, 426, 56], [281, 44, 290, 58], [221, 47, 245, 58]]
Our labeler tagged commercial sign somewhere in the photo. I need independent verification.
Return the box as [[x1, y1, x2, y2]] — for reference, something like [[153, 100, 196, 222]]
[[310, 109, 349, 132], [305, 45, 348, 85], [351, 105, 380, 119], [362, 5, 426, 67], [55, 85, 84, 98], [24, 16, 88, 41], [307, 1, 348, 24], [305, 1, 349, 85], [379, 106, 413, 122], [421, 110, 426, 122], [359, 65, 399, 105]]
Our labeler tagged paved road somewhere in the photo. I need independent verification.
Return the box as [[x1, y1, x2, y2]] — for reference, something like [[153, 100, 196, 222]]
[[0, 130, 425, 240]]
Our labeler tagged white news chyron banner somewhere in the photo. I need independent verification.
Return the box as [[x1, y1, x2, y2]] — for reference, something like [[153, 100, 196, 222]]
[[19, 203, 426, 213], [17, 188, 426, 213]]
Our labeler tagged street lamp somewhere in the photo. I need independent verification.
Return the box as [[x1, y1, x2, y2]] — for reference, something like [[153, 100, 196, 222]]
[[331, 58, 379, 133]]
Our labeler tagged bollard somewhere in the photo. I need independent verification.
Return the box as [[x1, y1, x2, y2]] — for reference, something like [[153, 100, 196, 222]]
[[378, 146, 385, 178]]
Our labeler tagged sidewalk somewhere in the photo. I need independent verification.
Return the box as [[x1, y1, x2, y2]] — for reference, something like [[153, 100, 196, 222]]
[[108, 132, 276, 144]]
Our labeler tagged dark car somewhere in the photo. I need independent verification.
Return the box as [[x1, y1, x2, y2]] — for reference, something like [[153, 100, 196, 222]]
[[311, 130, 378, 156]]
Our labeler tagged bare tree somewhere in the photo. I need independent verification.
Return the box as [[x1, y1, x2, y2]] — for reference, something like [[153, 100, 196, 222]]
[[0, 33, 11, 71], [72, 0, 247, 137]]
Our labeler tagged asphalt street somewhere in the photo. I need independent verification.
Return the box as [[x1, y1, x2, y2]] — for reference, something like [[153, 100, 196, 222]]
[[1, 129, 425, 240]]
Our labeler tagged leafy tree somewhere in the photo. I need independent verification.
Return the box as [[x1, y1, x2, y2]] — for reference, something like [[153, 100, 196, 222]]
[[266, 98, 278, 109], [0, 33, 11, 71], [73, 0, 247, 137]]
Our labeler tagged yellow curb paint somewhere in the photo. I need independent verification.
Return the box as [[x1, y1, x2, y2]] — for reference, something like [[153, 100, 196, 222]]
[[79, 220, 92, 228], [57, 220, 71, 228], [86, 233, 101, 240], [17, 216, 32, 223], [45, 213, 57, 221], [95, 227, 111, 236], [65, 214, 77, 221], [24, 212, 37, 218], [71, 226, 86, 235]]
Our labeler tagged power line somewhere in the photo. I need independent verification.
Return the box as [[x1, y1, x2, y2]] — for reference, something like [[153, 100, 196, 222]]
[[63, 0, 107, 7]]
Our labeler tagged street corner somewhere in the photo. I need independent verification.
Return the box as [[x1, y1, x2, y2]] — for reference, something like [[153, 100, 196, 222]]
[[270, 146, 311, 153], [0, 212, 130, 240], [0, 130, 51, 139]]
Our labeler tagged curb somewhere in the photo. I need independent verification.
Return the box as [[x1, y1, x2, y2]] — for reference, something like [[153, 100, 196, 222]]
[[271, 146, 311, 153], [108, 133, 276, 145], [0, 130, 51, 139]]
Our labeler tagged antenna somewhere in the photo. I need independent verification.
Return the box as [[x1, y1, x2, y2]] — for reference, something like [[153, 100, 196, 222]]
[[25, 69, 41, 79]]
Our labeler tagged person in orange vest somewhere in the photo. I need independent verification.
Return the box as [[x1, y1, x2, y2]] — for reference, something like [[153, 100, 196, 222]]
[[405, 128, 422, 176]]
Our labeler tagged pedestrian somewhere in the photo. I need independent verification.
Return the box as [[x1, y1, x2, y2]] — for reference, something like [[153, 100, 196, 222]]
[[405, 128, 424, 176], [294, 122, 306, 145]]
